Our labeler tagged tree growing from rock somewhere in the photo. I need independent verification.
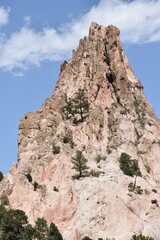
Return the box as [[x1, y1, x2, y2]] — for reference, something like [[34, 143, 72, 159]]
[[47, 222, 63, 240], [71, 150, 89, 179], [0, 205, 63, 240], [131, 234, 154, 240], [62, 89, 90, 123], [0, 171, 3, 182], [119, 152, 141, 191]]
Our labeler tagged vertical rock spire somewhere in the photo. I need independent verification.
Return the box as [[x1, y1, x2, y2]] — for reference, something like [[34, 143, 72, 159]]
[[1, 23, 160, 240]]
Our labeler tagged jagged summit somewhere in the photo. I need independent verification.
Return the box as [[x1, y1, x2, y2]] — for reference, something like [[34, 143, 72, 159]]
[[1, 23, 160, 240]]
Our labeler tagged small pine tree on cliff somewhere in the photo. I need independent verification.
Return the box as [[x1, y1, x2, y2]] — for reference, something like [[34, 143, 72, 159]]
[[62, 89, 90, 123], [71, 150, 89, 179]]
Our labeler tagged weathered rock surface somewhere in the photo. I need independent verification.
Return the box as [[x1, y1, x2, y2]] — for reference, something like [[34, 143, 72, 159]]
[[1, 22, 160, 240]]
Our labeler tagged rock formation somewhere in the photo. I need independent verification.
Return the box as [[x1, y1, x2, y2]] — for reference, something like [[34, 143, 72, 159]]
[[1, 22, 160, 240]]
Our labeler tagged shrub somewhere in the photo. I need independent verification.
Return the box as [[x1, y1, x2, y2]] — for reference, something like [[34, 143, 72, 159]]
[[111, 102, 118, 108], [63, 136, 74, 148], [26, 173, 32, 182], [1, 196, 9, 206], [89, 169, 101, 177], [52, 145, 60, 154], [119, 153, 141, 177], [128, 182, 134, 192], [95, 154, 106, 163], [128, 182, 143, 195], [131, 234, 154, 240], [63, 136, 69, 144], [145, 165, 151, 173], [0, 171, 3, 182], [53, 186, 59, 192], [33, 181, 39, 191], [133, 100, 140, 113], [136, 186, 143, 195]]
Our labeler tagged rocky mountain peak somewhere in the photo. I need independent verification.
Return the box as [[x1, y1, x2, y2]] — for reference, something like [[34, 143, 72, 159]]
[[1, 23, 160, 240]]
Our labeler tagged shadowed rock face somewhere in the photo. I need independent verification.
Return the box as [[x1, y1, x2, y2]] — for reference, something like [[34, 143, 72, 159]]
[[1, 22, 160, 240]]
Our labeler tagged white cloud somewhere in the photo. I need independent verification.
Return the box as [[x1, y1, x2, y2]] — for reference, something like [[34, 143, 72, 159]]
[[0, 0, 160, 73], [0, 7, 9, 27]]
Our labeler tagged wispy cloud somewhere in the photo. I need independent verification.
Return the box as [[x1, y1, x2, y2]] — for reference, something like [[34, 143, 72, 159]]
[[0, 7, 9, 27], [0, 0, 160, 73]]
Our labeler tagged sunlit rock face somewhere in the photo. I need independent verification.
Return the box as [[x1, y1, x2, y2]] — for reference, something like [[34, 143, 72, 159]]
[[1, 22, 160, 240]]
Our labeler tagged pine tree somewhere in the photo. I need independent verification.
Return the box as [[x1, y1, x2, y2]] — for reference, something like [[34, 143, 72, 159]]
[[119, 153, 141, 177], [0, 171, 3, 182], [62, 89, 90, 123], [34, 217, 48, 240], [0, 209, 28, 240], [71, 150, 89, 179], [72, 89, 90, 122], [119, 153, 142, 192], [47, 222, 63, 240], [131, 234, 154, 240]]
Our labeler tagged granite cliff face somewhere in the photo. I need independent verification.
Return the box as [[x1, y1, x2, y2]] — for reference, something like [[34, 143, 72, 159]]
[[1, 23, 160, 240]]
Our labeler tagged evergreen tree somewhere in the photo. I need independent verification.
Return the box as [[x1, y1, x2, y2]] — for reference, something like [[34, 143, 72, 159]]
[[0, 206, 64, 240], [62, 89, 90, 123], [119, 153, 141, 177], [20, 224, 36, 240], [72, 89, 90, 123], [82, 236, 93, 240], [0, 209, 28, 240], [131, 234, 154, 240], [0, 171, 3, 182], [71, 150, 89, 178], [47, 222, 63, 240], [0, 204, 6, 223], [62, 97, 74, 120], [119, 152, 141, 191], [34, 217, 48, 240]]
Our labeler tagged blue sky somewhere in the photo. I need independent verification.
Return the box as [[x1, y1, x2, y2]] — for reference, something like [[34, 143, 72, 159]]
[[0, 0, 160, 174]]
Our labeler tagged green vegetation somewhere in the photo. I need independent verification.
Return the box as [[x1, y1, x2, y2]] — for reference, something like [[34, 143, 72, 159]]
[[33, 181, 39, 191], [0, 206, 155, 240], [133, 100, 140, 114], [34, 217, 48, 239], [119, 153, 141, 177], [0, 205, 63, 240], [133, 100, 147, 128], [82, 236, 92, 240], [63, 135, 74, 148], [128, 182, 143, 195], [62, 88, 90, 124], [131, 234, 154, 240], [1, 196, 9, 206], [71, 150, 89, 179], [94, 154, 106, 163], [26, 173, 32, 183], [119, 153, 142, 193], [53, 186, 59, 192], [47, 223, 63, 240], [52, 145, 61, 154], [89, 169, 101, 177], [0, 171, 3, 182], [63, 136, 70, 144], [111, 102, 118, 108]]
